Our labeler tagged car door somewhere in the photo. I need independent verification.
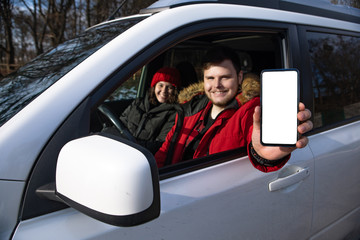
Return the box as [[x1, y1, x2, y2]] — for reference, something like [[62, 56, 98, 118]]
[[301, 27, 360, 239], [12, 10, 315, 240], [14, 153, 315, 240]]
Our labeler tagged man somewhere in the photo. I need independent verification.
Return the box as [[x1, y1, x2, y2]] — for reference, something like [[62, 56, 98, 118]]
[[155, 46, 313, 172]]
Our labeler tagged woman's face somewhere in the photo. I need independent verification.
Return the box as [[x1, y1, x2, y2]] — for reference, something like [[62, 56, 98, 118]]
[[155, 81, 176, 103]]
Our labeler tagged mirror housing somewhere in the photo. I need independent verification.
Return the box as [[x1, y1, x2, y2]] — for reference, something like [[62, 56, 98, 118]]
[[55, 134, 160, 226]]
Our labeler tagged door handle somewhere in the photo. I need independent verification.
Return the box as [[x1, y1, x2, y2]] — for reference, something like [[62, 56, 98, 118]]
[[268, 167, 309, 192]]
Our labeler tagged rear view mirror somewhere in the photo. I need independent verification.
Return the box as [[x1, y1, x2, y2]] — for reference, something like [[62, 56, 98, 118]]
[[55, 134, 160, 226]]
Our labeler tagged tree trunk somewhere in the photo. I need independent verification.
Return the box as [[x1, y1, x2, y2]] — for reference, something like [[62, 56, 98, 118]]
[[0, 0, 16, 73]]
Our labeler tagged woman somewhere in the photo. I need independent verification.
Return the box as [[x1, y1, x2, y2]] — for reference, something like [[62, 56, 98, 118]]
[[120, 67, 181, 154]]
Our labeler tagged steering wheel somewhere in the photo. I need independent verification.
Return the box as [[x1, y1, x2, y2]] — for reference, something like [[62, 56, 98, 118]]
[[97, 104, 137, 143]]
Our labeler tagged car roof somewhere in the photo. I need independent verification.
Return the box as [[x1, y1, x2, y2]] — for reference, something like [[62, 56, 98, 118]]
[[140, 0, 360, 24]]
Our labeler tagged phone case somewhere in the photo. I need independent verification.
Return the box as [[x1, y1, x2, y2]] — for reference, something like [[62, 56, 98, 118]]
[[260, 68, 299, 147]]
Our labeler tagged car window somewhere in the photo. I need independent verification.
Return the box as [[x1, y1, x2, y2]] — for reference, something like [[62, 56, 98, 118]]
[[93, 31, 284, 162], [0, 17, 144, 128], [307, 31, 360, 129], [107, 67, 144, 101]]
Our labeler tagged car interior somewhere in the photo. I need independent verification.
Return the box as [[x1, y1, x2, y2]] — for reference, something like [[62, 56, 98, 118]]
[[89, 31, 283, 165]]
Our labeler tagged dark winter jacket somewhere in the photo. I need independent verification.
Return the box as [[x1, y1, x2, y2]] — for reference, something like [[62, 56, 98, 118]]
[[120, 95, 178, 154]]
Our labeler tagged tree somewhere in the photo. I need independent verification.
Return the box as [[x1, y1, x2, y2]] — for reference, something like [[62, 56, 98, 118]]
[[0, 0, 15, 75], [18, 0, 47, 55], [39, 0, 75, 47], [0, 0, 157, 78], [331, 0, 360, 8]]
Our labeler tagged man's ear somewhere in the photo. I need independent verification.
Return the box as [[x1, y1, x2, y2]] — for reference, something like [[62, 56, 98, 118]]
[[238, 70, 244, 85]]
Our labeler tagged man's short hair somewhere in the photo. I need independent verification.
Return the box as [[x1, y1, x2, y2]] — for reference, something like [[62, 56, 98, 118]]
[[201, 46, 241, 73]]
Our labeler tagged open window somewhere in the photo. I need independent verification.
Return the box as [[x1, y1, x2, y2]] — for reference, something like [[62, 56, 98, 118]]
[[90, 30, 286, 168]]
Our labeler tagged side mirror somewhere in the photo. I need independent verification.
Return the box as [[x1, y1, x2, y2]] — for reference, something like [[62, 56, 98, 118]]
[[55, 134, 160, 226]]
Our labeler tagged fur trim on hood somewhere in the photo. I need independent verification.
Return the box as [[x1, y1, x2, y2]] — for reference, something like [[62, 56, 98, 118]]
[[237, 72, 260, 105], [178, 72, 260, 105], [178, 81, 205, 104]]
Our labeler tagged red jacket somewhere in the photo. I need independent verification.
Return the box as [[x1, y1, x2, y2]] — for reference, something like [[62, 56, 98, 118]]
[[155, 94, 288, 172]]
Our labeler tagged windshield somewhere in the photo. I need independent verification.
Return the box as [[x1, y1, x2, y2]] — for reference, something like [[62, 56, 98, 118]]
[[0, 17, 145, 127]]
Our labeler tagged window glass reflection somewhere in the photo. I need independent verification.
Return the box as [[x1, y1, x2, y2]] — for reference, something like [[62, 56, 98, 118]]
[[307, 32, 360, 128], [0, 18, 144, 127]]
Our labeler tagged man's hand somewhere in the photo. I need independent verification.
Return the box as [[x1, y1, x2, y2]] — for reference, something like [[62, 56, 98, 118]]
[[251, 102, 313, 160]]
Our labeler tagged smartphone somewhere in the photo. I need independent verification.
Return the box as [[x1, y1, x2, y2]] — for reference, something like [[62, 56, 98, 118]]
[[260, 69, 299, 146]]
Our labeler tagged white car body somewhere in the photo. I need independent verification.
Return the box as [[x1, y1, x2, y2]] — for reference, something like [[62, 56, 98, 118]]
[[1, 1, 360, 239]]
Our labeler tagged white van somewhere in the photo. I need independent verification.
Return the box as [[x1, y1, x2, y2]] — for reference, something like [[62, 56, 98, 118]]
[[1, 0, 360, 239]]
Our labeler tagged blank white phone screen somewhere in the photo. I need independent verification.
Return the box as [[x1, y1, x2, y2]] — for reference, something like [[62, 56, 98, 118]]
[[261, 70, 298, 145]]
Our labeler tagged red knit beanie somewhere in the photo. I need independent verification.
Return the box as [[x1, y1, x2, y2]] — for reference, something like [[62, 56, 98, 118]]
[[150, 67, 181, 88]]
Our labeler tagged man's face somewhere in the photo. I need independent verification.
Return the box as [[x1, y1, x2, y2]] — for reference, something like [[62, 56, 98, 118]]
[[203, 59, 242, 110]]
